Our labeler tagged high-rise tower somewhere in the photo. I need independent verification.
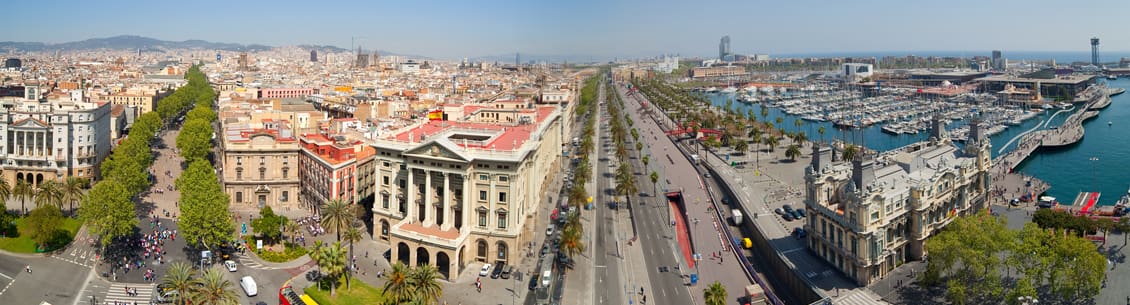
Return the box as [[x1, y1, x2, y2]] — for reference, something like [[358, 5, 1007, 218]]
[[719, 35, 732, 61], [1091, 37, 1100, 66], [310, 50, 318, 62]]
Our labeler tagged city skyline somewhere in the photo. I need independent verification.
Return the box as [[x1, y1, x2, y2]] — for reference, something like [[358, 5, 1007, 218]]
[[3, 0, 1130, 59]]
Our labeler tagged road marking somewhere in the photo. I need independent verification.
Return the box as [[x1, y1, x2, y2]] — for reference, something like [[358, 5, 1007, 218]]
[[0, 272, 10, 279], [781, 247, 805, 254]]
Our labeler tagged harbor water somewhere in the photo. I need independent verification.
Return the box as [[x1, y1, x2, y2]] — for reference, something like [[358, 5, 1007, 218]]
[[705, 80, 1128, 205]]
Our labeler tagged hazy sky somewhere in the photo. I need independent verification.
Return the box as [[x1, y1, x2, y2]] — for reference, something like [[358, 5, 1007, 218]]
[[3, 0, 1129, 59]]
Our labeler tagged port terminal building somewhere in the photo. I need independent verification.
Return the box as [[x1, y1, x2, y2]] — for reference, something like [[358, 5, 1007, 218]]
[[975, 74, 1096, 99]]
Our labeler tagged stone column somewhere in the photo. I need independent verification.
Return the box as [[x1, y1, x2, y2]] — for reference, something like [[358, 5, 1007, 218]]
[[462, 174, 471, 229], [442, 173, 451, 231], [407, 169, 415, 222], [424, 170, 434, 226]]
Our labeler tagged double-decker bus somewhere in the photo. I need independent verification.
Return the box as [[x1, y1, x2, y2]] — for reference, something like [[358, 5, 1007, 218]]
[[279, 286, 318, 305]]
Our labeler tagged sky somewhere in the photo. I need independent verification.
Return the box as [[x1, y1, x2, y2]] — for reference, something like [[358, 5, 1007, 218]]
[[3, 0, 1130, 60]]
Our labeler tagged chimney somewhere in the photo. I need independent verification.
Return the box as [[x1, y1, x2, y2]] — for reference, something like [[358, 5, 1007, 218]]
[[852, 153, 875, 190]]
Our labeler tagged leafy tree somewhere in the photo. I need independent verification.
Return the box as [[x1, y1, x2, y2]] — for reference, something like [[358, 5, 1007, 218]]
[[177, 118, 214, 163], [177, 160, 234, 250], [250, 206, 287, 244], [34, 180, 63, 210], [383, 262, 413, 305], [13, 179, 33, 214], [160, 262, 198, 305], [79, 180, 138, 247], [703, 281, 727, 305], [26, 205, 63, 250], [320, 198, 356, 242], [410, 264, 443, 304], [191, 268, 239, 305]]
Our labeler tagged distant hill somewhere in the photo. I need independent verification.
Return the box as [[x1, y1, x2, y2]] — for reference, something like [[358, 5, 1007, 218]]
[[470, 53, 608, 64], [0, 35, 418, 58]]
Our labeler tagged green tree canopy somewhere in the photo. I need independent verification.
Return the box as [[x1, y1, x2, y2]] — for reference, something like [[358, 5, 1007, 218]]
[[250, 206, 287, 244], [177, 160, 234, 249], [78, 180, 138, 247], [26, 205, 64, 249]]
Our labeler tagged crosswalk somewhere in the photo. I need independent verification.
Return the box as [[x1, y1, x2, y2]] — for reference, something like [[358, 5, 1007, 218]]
[[53, 246, 98, 268], [833, 289, 891, 305], [236, 253, 284, 270], [100, 282, 155, 305]]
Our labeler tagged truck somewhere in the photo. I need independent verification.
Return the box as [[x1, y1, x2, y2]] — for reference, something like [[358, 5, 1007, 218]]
[[690, 154, 700, 164], [731, 209, 743, 225]]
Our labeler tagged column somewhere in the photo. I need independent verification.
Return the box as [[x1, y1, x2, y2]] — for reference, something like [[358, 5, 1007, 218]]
[[442, 173, 451, 231], [424, 170, 434, 226], [462, 174, 471, 230], [407, 169, 415, 222]]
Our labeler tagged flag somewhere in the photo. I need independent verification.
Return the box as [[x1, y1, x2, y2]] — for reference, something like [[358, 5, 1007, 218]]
[[428, 109, 444, 121]]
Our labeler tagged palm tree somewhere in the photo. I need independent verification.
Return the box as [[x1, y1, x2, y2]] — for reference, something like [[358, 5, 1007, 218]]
[[191, 269, 240, 305], [61, 177, 86, 216], [160, 262, 198, 305], [794, 118, 804, 132], [560, 225, 585, 261], [703, 281, 728, 305], [320, 198, 355, 241], [641, 155, 650, 170], [842, 144, 859, 162], [0, 178, 9, 212], [319, 241, 347, 296], [733, 140, 749, 156], [283, 221, 300, 244], [341, 226, 364, 289], [763, 136, 780, 153], [34, 180, 63, 210], [410, 264, 443, 304], [567, 184, 587, 211], [309, 240, 326, 289], [817, 126, 827, 144], [564, 210, 582, 234], [649, 171, 660, 195], [793, 132, 808, 148], [614, 164, 638, 209], [785, 144, 802, 161], [383, 262, 413, 305], [13, 179, 33, 215]]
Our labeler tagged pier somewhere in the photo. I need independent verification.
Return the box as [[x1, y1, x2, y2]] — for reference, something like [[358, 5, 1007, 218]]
[[989, 87, 1111, 204]]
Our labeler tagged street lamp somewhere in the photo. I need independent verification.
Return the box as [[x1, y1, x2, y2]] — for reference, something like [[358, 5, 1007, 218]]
[[1089, 156, 1098, 192]]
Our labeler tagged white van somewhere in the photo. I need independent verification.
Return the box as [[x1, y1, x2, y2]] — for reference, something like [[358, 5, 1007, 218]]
[[541, 270, 552, 288], [240, 276, 258, 296]]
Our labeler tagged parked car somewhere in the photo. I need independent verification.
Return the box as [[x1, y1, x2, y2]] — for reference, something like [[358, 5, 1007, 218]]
[[528, 275, 539, 290], [782, 213, 795, 221], [501, 265, 514, 279], [782, 204, 795, 214], [479, 263, 492, 277], [795, 208, 806, 218], [223, 260, 237, 272], [790, 209, 804, 219], [540, 245, 550, 257], [793, 227, 808, 238], [774, 208, 786, 216], [490, 262, 506, 279], [546, 225, 555, 236]]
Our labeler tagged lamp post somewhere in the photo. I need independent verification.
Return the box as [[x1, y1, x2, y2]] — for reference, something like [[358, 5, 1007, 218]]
[[1089, 156, 1098, 192]]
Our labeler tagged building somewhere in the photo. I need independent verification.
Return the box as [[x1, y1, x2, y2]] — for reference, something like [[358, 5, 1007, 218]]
[[105, 86, 167, 118], [238, 52, 250, 71], [310, 50, 318, 62], [803, 117, 992, 286], [1091, 37, 1100, 67], [719, 35, 732, 61], [369, 102, 565, 280], [258, 88, 315, 99], [842, 63, 874, 82], [4, 58, 21, 70], [688, 65, 748, 78], [219, 120, 301, 210], [355, 47, 369, 69], [0, 86, 111, 187], [653, 55, 679, 73], [399, 61, 421, 74], [991, 50, 1004, 71], [298, 133, 375, 207]]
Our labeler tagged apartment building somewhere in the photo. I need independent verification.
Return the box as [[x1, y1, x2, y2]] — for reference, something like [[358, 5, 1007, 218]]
[[803, 117, 991, 285], [105, 85, 168, 118], [370, 102, 564, 280], [297, 133, 375, 207]]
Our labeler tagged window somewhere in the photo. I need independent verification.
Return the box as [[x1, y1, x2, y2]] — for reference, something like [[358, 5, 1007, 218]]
[[498, 175, 508, 182], [235, 192, 243, 203], [236, 169, 243, 180], [478, 211, 487, 227], [383, 176, 390, 185], [399, 180, 406, 188], [236, 157, 242, 166], [282, 168, 289, 179], [283, 156, 289, 165], [479, 190, 487, 201], [498, 192, 507, 203], [281, 191, 289, 202], [497, 212, 507, 229], [259, 168, 266, 180], [260, 156, 266, 165], [383, 161, 390, 167], [382, 195, 390, 209], [479, 174, 489, 181]]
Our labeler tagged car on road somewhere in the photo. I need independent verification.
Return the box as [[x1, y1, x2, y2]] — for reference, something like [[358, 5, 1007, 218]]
[[704, 172, 712, 178], [529, 275, 539, 290], [223, 260, 237, 272], [546, 224, 555, 236], [490, 262, 506, 279], [479, 263, 492, 277], [239, 276, 258, 296], [540, 245, 549, 257]]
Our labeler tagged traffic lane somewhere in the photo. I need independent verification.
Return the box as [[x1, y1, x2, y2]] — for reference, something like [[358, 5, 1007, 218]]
[[0, 256, 88, 305], [229, 264, 304, 305], [634, 196, 692, 305], [594, 96, 623, 305]]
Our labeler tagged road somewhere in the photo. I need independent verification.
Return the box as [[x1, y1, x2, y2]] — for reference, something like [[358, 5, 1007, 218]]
[[591, 80, 627, 305], [616, 83, 754, 304]]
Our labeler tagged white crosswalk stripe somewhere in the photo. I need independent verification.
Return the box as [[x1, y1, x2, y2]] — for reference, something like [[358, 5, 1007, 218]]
[[102, 283, 155, 305], [53, 248, 97, 268], [236, 254, 282, 270]]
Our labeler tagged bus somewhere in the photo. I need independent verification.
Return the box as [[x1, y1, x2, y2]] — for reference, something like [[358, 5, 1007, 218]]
[[279, 286, 319, 305]]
